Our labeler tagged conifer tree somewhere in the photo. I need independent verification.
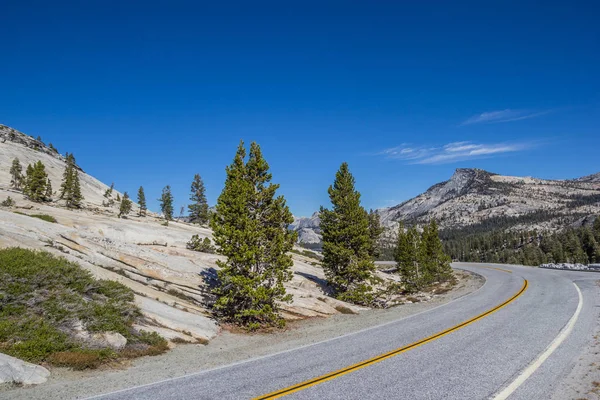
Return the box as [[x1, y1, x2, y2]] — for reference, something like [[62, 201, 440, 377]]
[[159, 185, 174, 221], [45, 178, 53, 201], [118, 192, 132, 218], [23, 164, 34, 196], [367, 209, 384, 258], [210, 141, 296, 328], [421, 220, 454, 284], [60, 153, 84, 208], [594, 216, 600, 243], [320, 162, 377, 305], [188, 174, 209, 225], [9, 158, 23, 190], [395, 223, 424, 292], [104, 182, 114, 199], [25, 161, 49, 202], [137, 186, 147, 216]]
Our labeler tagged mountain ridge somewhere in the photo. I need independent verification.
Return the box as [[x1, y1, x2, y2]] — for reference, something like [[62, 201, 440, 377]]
[[293, 167, 600, 245]]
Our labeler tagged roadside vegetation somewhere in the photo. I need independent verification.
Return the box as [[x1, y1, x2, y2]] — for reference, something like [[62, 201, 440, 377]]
[[0, 248, 167, 370]]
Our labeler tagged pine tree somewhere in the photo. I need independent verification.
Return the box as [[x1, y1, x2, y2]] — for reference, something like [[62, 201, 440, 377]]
[[118, 192, 132, 218], [319, 162, 377, 305], [25, 161, 49, 202], [367, 209, 384, 258], [210, 141, 296, 328], [137, 186, 147, 216], [9, 158, 23, 190], [104, 183, 114, 199], [23, 164, 34, 196], [421, 220, 454, 284], [45, 178, 53, 201], [60, 153, 84, 208], [594, 216, 600, 243], [159, 185, 174, 221], [188, 174, 209, 225], [395, 223, 424, 292]]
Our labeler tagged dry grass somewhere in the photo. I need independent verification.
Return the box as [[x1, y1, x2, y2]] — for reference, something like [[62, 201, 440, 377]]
[[48, 350, 110, 370]]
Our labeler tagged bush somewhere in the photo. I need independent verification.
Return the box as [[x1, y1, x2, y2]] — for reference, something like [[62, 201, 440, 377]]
[[0, 248, 165, 368], [186, 235, 216, 254], [1, 196, 15, 207], [30, 214, 57, 223]]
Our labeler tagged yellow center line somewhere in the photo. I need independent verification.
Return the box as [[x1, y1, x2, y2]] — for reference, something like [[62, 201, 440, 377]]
[[254, 279, 528, 399], [479, 265, 513, 274]]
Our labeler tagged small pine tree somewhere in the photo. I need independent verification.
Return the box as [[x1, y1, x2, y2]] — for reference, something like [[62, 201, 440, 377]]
[[1, 196, 15, 207], [137, 186, 147, 216], [188, 174, 209, 225], [159, 185, 174, 221], [320, 162, 377, 305], [104, 183, 114, 198], [367, 209, 384, 258], [421, 220, 454, 284], [60, 153, 84, 209], [395, 223, 424, 292], [210, 141, 296, 328], [116, 193, 121, 202], [45, 178, 53, 201], [25, 161, 49, 202], [23, 164, 34, 196], [9, 158, 23, 190], [118, 192, 132, 218]]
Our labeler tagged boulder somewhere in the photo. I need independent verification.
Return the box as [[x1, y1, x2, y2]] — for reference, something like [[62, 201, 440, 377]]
[[90, 332, 127, 350], [0, 352, 50, 385]]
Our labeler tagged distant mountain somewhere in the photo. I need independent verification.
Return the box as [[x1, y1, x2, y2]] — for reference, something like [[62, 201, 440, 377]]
[[293, 168, 600, 245], [290, 212, 321, 244]]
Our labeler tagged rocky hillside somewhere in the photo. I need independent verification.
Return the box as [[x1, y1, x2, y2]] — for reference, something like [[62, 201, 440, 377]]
[[0, 123, 372, 345], [293, 168, 600, 244], [0, 124, 125, 211]]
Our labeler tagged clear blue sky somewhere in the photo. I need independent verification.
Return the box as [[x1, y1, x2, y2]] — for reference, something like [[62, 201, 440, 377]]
[[1, 1, 598, 216]]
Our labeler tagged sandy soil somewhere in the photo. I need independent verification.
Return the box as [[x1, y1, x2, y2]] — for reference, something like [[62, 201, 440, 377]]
[[0, 270, 482, 400]]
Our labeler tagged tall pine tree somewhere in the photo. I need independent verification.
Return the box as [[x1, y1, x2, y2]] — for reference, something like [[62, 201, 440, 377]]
[[210, 141, 296, 329], [9, 158, 23, 190], [137, 186, 147, 217], [188, 174, 209, 225], [60, 153, 84, 208], [159, 185, 174, 221], [320, 162, 377, 305]]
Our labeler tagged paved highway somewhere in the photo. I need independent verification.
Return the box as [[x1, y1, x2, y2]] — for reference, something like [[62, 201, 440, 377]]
[[90, 264, 598, 399]]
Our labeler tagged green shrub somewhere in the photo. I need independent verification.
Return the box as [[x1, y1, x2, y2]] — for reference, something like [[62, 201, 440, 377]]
[[0, 248, 165, 368], [1, 196, 15, 207], [186, 235, 216, 254], [29, 214, 57, 223]]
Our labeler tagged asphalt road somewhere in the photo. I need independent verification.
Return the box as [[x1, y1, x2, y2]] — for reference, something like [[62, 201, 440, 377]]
[[90, 264, 598, 400]]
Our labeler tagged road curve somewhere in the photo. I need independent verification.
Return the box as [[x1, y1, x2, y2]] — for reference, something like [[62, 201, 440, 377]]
[[89, 264, 598, 400]]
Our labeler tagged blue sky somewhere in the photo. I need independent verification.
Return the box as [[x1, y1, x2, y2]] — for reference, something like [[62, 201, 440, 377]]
[[1, 1, 598, 216]]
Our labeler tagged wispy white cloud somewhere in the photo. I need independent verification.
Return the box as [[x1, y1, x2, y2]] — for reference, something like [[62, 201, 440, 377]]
[[378, 140, 535, 164], [461, 109, 551, 126]]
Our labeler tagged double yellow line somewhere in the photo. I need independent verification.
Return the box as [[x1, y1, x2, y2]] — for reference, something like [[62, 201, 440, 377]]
[[255, 278, 528, 399]]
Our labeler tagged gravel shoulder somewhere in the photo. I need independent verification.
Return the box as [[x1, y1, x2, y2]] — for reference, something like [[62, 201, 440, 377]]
[[0, 269, 482, 400]]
